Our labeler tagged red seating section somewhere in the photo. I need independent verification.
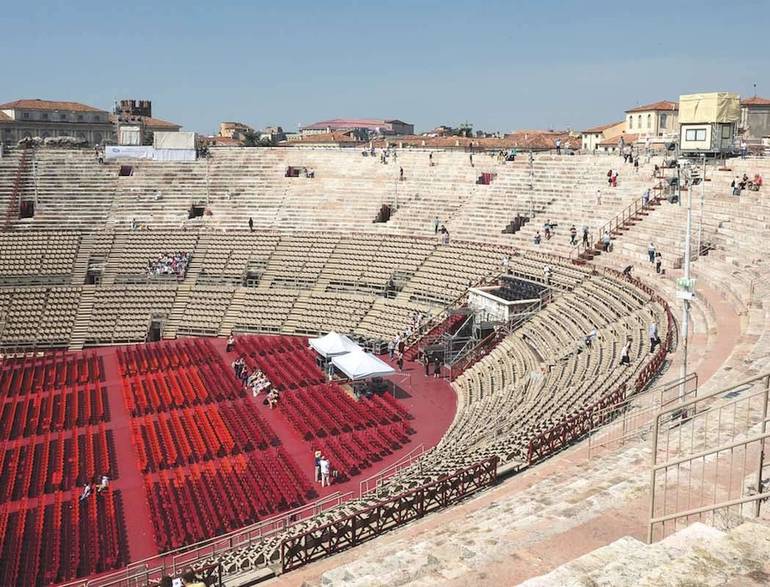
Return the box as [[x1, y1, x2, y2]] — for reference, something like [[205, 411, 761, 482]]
[[145, 450, 313, 551], [234, 335, 415, 481], [0, 491, 126, 586], [119, 338, 317, 552], [0, 351, 103, 396], [0, 351, 125, 587]]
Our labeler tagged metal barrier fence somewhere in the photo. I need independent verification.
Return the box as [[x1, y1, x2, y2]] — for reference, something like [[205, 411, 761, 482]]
[[280, 456, 499, 572], [648, 372, 770, 542], [60, 491, 353, 587], [587, 373, 698, 459]]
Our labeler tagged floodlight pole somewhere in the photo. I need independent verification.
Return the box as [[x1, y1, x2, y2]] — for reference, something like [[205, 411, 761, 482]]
[[680, 166, 693, 403], [697, 154, 706, 257]]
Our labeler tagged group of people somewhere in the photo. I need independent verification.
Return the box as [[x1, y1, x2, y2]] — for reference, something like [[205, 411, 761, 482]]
[[147, 251, 191, 278], [387, 332, 407, 370], [621, 145, 640, 171], [231, 355, 275, 401], [731, 173, 764, 196], [421, 350, 443, 378], [79, 474, 110, 501], [607, 169, 619, 187]]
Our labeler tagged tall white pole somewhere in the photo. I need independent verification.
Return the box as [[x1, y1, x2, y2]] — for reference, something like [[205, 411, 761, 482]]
[[697, 154, 705, 257], [680, 168, 693, 402]]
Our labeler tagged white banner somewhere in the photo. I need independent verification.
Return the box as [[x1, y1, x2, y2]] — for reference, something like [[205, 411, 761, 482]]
[[105, 146, 154, 160]]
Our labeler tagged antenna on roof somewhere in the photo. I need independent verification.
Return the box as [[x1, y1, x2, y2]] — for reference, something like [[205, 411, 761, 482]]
[[753, 82, 757, 97]]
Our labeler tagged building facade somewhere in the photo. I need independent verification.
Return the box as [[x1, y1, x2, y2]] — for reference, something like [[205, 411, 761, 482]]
[[580, 121, 624, 151], [300, 118, 414, 136], [624, 100, 679, 138], [741, 96, 770, 139], [0, 98, 181, 146], [0, 99, 113, 146]]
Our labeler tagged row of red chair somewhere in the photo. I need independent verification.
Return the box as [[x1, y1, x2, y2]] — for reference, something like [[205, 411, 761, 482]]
[[244, 348, 324, 391], [279, 384, 412, 441], [0, 382, 109, 441], [313, 423, 413, 480], [0, 426, 114, 504], [145, 449, 315, 552], [0, 490, 126, 586], [130, 401, 277, 472], [0, 352, 103, 398], [117, 338, 219, 376], [234, 335, 308, 357], [121, 362, 244, 416]]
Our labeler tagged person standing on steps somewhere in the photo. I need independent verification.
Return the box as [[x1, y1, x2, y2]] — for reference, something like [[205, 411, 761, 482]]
[[569, 225, 577, 245], [648, 322, 659, 353], [655, 252, 662, 274], [620, 340, 631, 366], [582, 226, 590, 247], [648, 242, 656, 264], [248, 217, 254, 232]]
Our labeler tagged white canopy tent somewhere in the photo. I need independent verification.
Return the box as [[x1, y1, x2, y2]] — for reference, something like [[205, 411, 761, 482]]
[[309, 331, 362, 358], [331, 350, 396, 381]]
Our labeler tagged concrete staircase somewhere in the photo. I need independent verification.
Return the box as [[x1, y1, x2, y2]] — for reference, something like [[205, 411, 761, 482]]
[[68, 285, 96, 350], [219, 288, 247, 334], [163, 283, 193, 339]]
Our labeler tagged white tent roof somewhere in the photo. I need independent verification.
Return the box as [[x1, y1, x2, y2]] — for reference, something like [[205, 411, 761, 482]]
[[309, 331, 362, 358], [331, 350, 396, 381]]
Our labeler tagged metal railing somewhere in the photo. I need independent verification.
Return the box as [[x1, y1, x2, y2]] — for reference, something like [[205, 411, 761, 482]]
[[60, 491, 353, 587], [587, 372, 698, 458], [280, 456, 498, 572], [647, 372, 770, 543], [359, 443, 425, 497], [3, 145, 30, 227], [570, 190, 663, 261]]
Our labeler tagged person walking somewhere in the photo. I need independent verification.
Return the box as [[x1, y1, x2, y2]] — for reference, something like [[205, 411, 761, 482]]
[[314, 450, 322, 483], [569, 225, 577, 245], [602, 230, 611, 252], [648, 242, 656, 263], [432, 354, 441, 378], [648, 322, 659, 353], [582, 226, 590, 247], [620, 340, 631, 366], [396, 350, 404, 371], [433, 216, 440, 234], [248, 217, 254, 232], [80, 482, 92, 501], [555, 138, 561, 155], [319, 455, 331, 487], [655, 252, 662, 274]]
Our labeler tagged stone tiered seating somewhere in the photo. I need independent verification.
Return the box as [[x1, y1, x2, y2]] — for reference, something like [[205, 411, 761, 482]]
[[85, 286, 178, 345], [0, 287, 80, 347], [0, 232, 80, 284]]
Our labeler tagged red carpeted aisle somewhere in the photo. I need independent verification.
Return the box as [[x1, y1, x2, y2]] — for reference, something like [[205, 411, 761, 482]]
[[95, 349, 158, 562]]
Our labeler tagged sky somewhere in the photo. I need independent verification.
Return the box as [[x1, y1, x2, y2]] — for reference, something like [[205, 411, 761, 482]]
[[2, 0, 768, 135]]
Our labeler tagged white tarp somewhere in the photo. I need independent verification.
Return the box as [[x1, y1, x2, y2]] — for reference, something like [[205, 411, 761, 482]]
[[331, 350, 395, 380], [154, 131, 195, 150], [309, 331, 362, 358], [153, 149, 197, 161], [679, 93, 741, 124], [105, 146, 196, 161], [105, 145, 154, 160]]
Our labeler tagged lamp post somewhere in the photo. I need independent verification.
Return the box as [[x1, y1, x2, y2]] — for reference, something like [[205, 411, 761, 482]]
[[680, 165, 694, 403]]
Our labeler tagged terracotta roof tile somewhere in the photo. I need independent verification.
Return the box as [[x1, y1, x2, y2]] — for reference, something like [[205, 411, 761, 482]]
[[582, 121, 623, 134], [0, 99, 105, 113], [284, 132, 363, 144], [625, 100, 678, 113], [741, 96, 770, 106], [371, 131, 580, 151], [142, 116, 182, 130], [599, 132, 638, 146]]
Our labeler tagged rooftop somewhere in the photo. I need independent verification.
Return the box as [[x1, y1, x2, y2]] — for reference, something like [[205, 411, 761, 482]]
[[0, 98, 106, 113], [625, 100, 678, 113], [742, 96, 770, 106], [301, 118, 407, 131], [582, 121, 623, 134]]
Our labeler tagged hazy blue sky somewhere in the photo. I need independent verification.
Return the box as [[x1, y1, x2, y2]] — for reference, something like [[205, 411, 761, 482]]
[[2, 0, 768, 134]]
